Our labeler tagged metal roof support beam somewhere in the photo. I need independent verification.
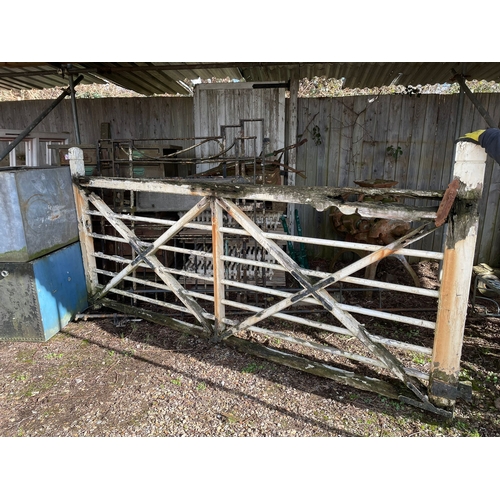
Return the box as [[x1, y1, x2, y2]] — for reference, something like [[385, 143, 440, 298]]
[[0, 75, 84, 164], [452, 69, 498, 129], [69, 74, 82, 145]]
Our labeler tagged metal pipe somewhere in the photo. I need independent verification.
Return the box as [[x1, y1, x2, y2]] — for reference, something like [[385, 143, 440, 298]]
[[69, 73, 82, 145], [0, 75, 84, 163], [452, 69, 497, 129]]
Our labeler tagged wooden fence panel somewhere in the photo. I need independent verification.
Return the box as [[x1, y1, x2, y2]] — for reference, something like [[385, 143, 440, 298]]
[[1, 91, 499, 265], [295, 93, 500, 265]]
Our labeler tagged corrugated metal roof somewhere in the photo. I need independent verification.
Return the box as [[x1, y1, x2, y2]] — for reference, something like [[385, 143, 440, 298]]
[[238, 62, 500, 89], [1, 62, 499, 96], [0, 63, 105, 91]]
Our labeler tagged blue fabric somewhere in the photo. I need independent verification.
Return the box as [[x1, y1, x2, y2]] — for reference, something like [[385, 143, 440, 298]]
[[479, 128, 500, 164]]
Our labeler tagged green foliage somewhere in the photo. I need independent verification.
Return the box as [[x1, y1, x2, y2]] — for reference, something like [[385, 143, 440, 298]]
[[241, 363, 263, 374], [45, 353, 63, 360], [386, 145, 403, 161], [412, 353, 429, 366], [16, 350, 36, 364], [485, 371, 498, 384], [312, 125, 322, 146]]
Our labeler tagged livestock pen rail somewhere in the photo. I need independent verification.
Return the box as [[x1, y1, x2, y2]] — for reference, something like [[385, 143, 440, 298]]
[[69, 142, 487, 418]]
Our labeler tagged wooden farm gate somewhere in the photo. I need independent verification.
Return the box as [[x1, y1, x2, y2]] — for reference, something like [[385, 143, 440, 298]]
[[69, 141, 487, 418]]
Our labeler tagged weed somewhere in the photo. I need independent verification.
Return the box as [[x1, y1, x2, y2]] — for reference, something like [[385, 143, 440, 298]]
[[460, 368, 474, 382], [241, 363, 263, 374], [386, 145, 403, 161], [16, 350, 36, 364], [223, 412, 239, 424], [454, 420, 480, 436], [311, 125, 322, 145], [412, 354, 429, 365], [485, 371, 498, 384], [45, 353, 63, 360], [171, 378, 182, 386], [380, 396, 403, 411], [314, 410, 330, 421], [12, 372, 28, 382], [196, 382, 206, 391]]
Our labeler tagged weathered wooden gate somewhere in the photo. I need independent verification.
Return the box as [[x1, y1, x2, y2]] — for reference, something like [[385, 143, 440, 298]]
[[69, 141, 487, 418]]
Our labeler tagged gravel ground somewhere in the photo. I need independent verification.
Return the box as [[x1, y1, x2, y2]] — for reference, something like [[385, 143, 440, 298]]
[[0, 307, 498, 438]]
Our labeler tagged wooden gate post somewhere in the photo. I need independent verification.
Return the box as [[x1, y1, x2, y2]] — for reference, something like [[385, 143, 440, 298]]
[[69, 147, 99, 299], [429, 141, 487, 408]]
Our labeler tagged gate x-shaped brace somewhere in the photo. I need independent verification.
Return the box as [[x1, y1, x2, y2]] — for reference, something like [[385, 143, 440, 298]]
[[88, 192, 214, 334], [216, 198, 441, 405], [86, 191, 449, 415]]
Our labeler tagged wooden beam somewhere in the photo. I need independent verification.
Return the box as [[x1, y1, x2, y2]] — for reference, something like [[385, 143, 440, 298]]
[[78, 177, 442, 222], [211, 198, 226, 338]]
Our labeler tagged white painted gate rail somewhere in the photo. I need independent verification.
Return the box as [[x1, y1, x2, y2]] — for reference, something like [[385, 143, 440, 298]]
[[69, 142, 487, 418]]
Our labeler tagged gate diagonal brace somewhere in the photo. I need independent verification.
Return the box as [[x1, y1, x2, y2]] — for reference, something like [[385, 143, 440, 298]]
[[87, 191, 214, 333], [216, 198, 437, 405]]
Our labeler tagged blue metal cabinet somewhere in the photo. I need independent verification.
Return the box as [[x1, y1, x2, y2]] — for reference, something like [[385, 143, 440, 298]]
[[0, 242, 88, 341]]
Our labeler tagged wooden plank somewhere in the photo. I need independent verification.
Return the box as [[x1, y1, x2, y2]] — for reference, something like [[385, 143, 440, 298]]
[[427, 95, 455, 252], [286, 78, 299, 188], [383, 94, 403, 182], [80, 177, 442, 222], [294, 99, 321, 243], [370, 95, 391, 182], [338, 96, 357, 188], [395, 97, 414, 190], [211, 198, 226, 336], [358, 95, 381, 186], [403, 94, 428, 195]]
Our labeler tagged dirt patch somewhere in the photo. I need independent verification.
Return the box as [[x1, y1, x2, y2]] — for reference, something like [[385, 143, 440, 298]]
[[0, 260, 499, 437]]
